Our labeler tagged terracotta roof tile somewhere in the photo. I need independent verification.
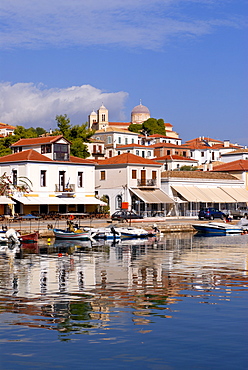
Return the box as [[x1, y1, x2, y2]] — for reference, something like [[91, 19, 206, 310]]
[[161, 170, 237, 180], [96, 153, 161, 166], [0, 149, 53, 163], [154, 155, 197, 162], [0, 150, 95, 165], [222, 148, 248, 155], [11, 135, 67, 147], [150, 142, 183, 148], [212, 160, 248, 172]]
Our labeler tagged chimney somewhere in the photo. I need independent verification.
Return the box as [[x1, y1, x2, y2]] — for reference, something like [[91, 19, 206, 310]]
[[224, 140, 230, 148]]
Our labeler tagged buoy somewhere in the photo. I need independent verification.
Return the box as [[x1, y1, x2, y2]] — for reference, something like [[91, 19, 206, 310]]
[[58, 253, 63, 257]]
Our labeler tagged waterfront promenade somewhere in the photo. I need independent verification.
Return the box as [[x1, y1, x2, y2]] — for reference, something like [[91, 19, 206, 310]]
[[0, 215, 240, 238]]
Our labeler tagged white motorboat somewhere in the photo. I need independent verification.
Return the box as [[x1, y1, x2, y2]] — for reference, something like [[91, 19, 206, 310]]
[[84, 226, 121, 240], [192, 222, 243, 235], [113, 226, 149, 239]]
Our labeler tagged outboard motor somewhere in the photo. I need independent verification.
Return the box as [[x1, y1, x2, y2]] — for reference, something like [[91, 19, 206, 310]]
[[5, 229, 21, 246]]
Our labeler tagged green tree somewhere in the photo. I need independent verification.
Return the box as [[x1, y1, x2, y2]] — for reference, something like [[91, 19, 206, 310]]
[[54, 114, 71, 139], [128, 123, 143, 133], [179, 166, 198, 171], [142, 118, 166, 136], [70, 138, 90, 158]]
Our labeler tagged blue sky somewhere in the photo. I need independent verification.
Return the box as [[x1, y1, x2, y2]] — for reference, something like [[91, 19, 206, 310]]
[[0, 0, 247, 145]]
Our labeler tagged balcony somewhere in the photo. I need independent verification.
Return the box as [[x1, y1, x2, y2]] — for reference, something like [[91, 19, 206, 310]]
[[137, 179, 156, 187], [55, 184, 75, 192]]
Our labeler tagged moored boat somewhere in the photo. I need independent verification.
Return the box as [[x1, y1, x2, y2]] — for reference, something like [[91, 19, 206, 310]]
[[192, 222, 242, 235], [113, 226, 149, 239], [53, 228, 94, 241], [19, 232, 39, 243]]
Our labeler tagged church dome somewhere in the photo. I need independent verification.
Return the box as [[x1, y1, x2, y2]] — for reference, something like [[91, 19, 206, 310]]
[[131, 103, 150, 115]]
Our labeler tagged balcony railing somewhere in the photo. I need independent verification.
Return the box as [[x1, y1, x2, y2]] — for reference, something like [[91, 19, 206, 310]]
[[137, 179, 156, 187], [55, 184, 75, 192]]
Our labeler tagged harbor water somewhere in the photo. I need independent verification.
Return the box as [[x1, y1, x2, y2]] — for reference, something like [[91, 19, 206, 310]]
[[0, 233, 248, 369]]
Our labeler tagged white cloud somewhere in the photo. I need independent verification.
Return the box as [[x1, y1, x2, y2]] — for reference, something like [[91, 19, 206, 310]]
[[0, 82, 128, 129], [0, 0, 245, 50]]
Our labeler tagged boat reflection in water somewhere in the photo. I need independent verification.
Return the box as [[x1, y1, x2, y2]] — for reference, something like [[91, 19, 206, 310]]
[[0, 232, 247, 369]]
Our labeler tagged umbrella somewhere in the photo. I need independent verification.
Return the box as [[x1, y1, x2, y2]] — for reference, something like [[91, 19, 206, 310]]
[[21, 214, 40, 232]]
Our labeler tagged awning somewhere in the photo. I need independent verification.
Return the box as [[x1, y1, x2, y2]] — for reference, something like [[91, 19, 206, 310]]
[[171, 186, 238, 203], [220, 188, 248, 203], [12, 196, 107, 206], [171, 186, 202, 202], [0, 196, 16, 205], [204, 188, 236, 203], [131, 188, 174, 203]]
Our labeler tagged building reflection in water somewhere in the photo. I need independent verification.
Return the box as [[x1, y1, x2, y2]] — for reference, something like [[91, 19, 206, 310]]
[[0, 233, 247, 336]]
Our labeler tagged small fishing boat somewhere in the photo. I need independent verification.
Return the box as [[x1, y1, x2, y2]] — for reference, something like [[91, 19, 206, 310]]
[[19, 232, 39, 243], [53, 228, 94, 241], [192, 222, 242, 235]]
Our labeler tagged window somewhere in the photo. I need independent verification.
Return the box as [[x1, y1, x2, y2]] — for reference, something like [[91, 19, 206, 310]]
[[100, 171, 106, 180], [167, 150, 170, 155], [117, 151, 121, 155], [212, 152, 215, 160], [147, 151, 151, 157], [132, 170, 137, 179], [102, 114, 105, 121], [12, 170, 17, 186], [152, 171, 157, 180], [116, 195, 122, 209], [109, 150, 112, 157], [78, 172, 83, 187], [183, 151, 186, 157], [136, 150, 139, 156], [93, 145, 96, 153], [125, 138, 128, 145], [54, 143, 69, 161], [40, 170, 46, 187], [201, 152, 204, 157], [41, 144, 51, 154], [107, 136, 112, 144], [131, 139, 134, 143], [118, 137, 121, 144], [142, 151, 145, 158]]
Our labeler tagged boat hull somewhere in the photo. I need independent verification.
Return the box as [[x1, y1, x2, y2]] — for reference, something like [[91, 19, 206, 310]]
[[53, 228, 91, 240], [20, 232, 39, 242], [193, 223, 242, 235]]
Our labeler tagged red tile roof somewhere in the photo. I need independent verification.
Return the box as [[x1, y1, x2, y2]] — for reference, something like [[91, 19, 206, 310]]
[[96, 153, 161, 166], [0, 150, 95, 165], [154, 155, 197, 162], [0, 149, 53, 163], [212, 160, 248, 172], [11, 135, 68, 147], [150, 142, 183, 148]]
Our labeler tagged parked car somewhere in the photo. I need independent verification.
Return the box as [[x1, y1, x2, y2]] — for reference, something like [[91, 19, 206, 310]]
[[198, 207, 225, 220], [111, 211, 143, 221], [230, 208, 248, 220]]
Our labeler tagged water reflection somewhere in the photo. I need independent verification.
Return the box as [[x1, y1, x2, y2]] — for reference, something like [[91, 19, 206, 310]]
[[0, 233, 248, 338]]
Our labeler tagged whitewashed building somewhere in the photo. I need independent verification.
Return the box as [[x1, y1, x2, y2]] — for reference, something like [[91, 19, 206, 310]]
[[95, 153, 173, 216], [0, 135, 104, 215]]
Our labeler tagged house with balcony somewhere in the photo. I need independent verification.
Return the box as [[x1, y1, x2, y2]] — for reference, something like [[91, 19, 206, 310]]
[[95, 153, 173, 217], [0, 135, 104, 215]]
